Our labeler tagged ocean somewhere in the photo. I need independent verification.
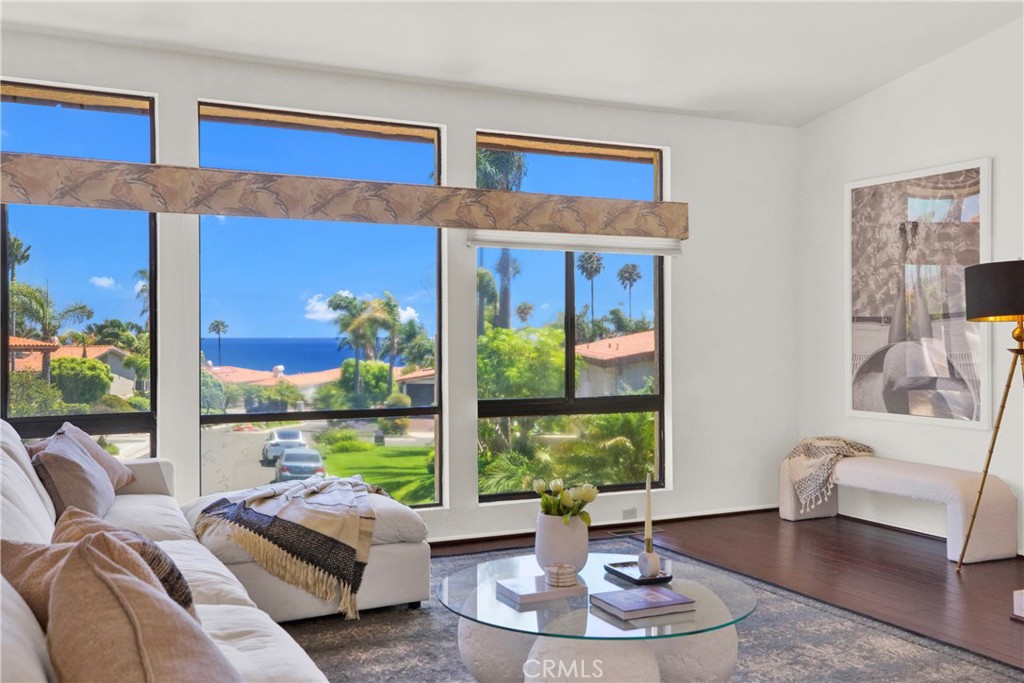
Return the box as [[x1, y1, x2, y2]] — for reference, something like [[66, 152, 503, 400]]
[[200, 337, 354, 374]]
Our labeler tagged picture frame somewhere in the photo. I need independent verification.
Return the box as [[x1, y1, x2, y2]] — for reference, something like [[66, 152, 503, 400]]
[[845, 159, 991, 427]]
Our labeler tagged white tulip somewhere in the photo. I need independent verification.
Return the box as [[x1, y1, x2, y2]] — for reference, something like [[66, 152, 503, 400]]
[[550, 479, 564, 494], [533, 479, 546, 495], [569, 487, 583, 502], [579, 483, 599, 503], [559, 489, 573, 508]]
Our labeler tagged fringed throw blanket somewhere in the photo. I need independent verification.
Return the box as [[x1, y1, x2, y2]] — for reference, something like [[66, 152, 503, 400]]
[[194, 476, 376, 619], [786, 437, 873, 513]]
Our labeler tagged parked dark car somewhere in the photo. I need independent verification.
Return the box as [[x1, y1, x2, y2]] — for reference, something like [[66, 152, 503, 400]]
[[273, 447, 326, 482], [261, 429, 306, 466]]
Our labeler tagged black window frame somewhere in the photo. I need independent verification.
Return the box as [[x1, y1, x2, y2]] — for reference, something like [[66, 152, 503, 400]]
[[476, 133, 666, 502], [0, 82, 158, 453], [195, 102, 444, 508]]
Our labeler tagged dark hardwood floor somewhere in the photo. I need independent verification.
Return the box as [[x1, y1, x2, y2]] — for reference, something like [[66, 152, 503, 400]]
[[433, 510, 1024, 669]]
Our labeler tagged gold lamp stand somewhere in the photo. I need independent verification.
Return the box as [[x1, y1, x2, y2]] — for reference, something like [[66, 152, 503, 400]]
[[956, 317, 1023, 573]]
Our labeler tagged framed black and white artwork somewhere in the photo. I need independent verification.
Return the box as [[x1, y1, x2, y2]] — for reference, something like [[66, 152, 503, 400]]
[[845, 159, 991, 426]]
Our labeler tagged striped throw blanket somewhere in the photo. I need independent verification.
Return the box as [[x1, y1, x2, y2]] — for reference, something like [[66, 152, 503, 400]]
[[786, 437, 873, 513], [194, 475, 377, 619]]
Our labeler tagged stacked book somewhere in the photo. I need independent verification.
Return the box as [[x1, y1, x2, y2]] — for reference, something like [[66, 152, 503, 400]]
[[588, 585, 696, 624], [495, 575, 587, 608]]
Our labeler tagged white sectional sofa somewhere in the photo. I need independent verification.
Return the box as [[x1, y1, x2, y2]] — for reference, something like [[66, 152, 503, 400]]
[[1, 419, 430, 681]]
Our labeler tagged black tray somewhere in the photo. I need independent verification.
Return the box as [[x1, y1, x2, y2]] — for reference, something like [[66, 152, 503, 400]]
[[603, 561, 672, 585]]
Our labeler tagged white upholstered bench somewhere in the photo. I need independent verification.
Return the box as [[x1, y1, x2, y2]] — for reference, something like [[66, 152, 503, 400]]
[[779, 457, 1018, 563]]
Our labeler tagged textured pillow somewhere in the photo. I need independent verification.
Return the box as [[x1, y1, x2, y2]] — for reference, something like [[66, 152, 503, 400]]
[[31, 436, 115, 518], [53, 507, 197, 620], [28, 422, 135, 490], [1, 576, 54, 683], [46, 534, 243, 683]]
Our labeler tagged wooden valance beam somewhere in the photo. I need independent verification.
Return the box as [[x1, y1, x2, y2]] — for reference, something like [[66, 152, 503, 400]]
[[0, 153, 688, 240]]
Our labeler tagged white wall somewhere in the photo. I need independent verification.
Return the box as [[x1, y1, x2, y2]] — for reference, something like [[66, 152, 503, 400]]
[[1, 29, 800, 540], [797, 19, 1024, 551]]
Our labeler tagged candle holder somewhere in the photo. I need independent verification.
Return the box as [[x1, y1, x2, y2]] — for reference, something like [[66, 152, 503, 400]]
[[637, 537, 661, 577]]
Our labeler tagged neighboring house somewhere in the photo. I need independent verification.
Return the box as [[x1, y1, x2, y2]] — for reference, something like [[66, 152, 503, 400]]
[[575, 330, 656, 396], [10, 339, 137, 398], [203, 362, 341, 406], [396, 330, 656, 404]]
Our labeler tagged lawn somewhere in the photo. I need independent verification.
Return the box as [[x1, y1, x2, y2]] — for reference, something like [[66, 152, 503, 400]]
[[323, 444, 435, 506]]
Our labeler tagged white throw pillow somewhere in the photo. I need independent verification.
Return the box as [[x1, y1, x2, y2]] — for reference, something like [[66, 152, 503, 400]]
[[1, 576, 54, 683]]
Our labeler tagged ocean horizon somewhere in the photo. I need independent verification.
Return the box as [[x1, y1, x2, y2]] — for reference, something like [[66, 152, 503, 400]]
[[200, 337, 354, 374]]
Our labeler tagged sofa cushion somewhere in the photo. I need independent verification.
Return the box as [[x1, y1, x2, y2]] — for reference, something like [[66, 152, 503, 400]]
[[28, 422, 135, 490], [2, 419, 56, 522], [52, 507, 198, 619], [368, 491, 429, 544], [105, 493, 197, 542], [196, 603, 327, 683], [47, 533, 244, 683], [1, 576, 54, 683], [157, 539, 257, 608], [0, 454, 56, 543], [32, 435, 116, 518]]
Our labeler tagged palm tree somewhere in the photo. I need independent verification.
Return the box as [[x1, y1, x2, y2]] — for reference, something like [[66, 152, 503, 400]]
[[576, 252, 604, 328], [477, 149, 527, 330], [208, 320, 228, 366], [493, 250, 520, 329], [11, 282, 93, 381], [85, 318, 142, 349], [134, 268, 150, 330], [357, 292, 402, 396], [616, 263, 642, 320], [476, 268, 497, 336], [328, 293, 371, 397], [515, 302, 534, 325], [65, 330, 96, 358], [7, 235, 31, 361]]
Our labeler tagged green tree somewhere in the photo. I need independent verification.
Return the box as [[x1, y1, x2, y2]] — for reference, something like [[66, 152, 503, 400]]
[[50, 357, 113, 405], [262, 381, 304, 411], [493, 249, 521, 329], [200, 369, 226, 414], [10, 282, 93, 381], [576, 252, 604, 328], [357, 292, 402, 396], [123, 331, 151, 396], [7, 235, 31, 364], [64, 330, 96, 358], [338, 359, 391, 408], [396, 319, 435, 368], [85, 318, 142, 348], [9, 371, 64, 417], [616, 263, 642, 320], [208, 320, 228, 366]]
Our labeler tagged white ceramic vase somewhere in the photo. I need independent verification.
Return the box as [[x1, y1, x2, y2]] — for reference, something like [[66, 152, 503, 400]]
[[534, 511, 589, 573]]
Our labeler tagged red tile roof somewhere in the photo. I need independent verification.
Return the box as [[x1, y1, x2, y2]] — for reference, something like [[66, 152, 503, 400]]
[[576, 330, 655, 366], [286, 368, 342, 387], [395, 367, 436, 383], [203, 365, 340, 388], [11, 344, 129, 372], [9, 336, 61, 352]]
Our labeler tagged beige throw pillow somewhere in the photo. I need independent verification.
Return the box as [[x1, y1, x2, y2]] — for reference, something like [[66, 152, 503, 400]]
[[28, 422, 135, 490], [31, 436, 115, 518], [47, 534, 243, 683], [53, 507, 197, 620]]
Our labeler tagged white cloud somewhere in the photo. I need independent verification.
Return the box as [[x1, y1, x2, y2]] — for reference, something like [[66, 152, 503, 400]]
[[398, 306, 419, 324], [304, 290, 353, 322], [89, 276, 116, 289]]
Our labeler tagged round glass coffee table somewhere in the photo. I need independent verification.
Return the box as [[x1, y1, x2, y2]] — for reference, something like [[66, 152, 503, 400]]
[[436, 551, 757, 682]]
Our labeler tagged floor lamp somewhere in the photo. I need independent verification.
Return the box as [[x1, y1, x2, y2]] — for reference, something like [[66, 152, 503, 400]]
[[956, 260, 1024, 589]]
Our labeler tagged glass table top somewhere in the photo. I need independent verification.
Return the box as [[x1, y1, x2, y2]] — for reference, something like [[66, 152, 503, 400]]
[[436, 552, 757, 641]]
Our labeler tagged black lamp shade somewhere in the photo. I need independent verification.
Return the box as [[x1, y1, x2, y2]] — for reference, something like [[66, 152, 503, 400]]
[[965, 260, 1024, 322]]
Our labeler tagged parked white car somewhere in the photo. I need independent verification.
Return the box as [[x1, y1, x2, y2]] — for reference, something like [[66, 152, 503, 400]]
[[260, 428, 306, 466]]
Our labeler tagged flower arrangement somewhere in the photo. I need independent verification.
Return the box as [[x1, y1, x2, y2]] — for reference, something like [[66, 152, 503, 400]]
[[533, 478, 599, 525]]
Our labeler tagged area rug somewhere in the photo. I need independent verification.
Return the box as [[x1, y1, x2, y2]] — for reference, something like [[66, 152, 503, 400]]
[[284, 538, 1023, 682]]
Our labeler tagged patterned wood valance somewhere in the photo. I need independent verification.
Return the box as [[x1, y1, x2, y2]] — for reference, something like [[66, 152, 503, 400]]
[[0, 153, 688, 240]]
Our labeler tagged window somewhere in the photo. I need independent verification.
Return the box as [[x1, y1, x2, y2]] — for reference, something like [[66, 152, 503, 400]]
[[475, 133, 664, 498], [1, 83, 156, 455], [198, 104, 441, 506]]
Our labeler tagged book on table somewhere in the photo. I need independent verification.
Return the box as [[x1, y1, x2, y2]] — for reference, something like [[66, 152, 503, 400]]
[[495, 575, 587, 606], [589, 585, 696, 620]]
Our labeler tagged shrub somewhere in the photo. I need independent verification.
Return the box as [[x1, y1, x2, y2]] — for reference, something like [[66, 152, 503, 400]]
[[91, 394, 134, 413], [127, 394, 151, 411], [332, 440, 374, 454], [315, 428, 374, 453], [377, 416, 409, 436], [51, 357, 113, 405], [9, 372, 65, 417], [95, 435, 119, 456], [384, 393, 411, 408]]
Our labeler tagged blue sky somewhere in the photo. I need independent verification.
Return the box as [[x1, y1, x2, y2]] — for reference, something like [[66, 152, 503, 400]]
[[3, 98, 656, 340]]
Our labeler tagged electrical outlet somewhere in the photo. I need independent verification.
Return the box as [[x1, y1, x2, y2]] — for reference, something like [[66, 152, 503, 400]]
[[622, 507, 638, 520]]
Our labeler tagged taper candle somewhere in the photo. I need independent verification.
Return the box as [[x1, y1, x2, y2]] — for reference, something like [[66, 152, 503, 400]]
[[644, 473, 652, 547]]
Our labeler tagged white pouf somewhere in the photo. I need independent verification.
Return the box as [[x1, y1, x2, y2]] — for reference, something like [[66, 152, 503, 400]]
[[524, 637, 660, 683], [458, 616, 537, 682]]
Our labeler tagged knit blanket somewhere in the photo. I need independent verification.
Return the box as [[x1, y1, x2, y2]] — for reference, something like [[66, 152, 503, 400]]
[[786, 437, 874, 513], [194, 475, 377, 619]]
